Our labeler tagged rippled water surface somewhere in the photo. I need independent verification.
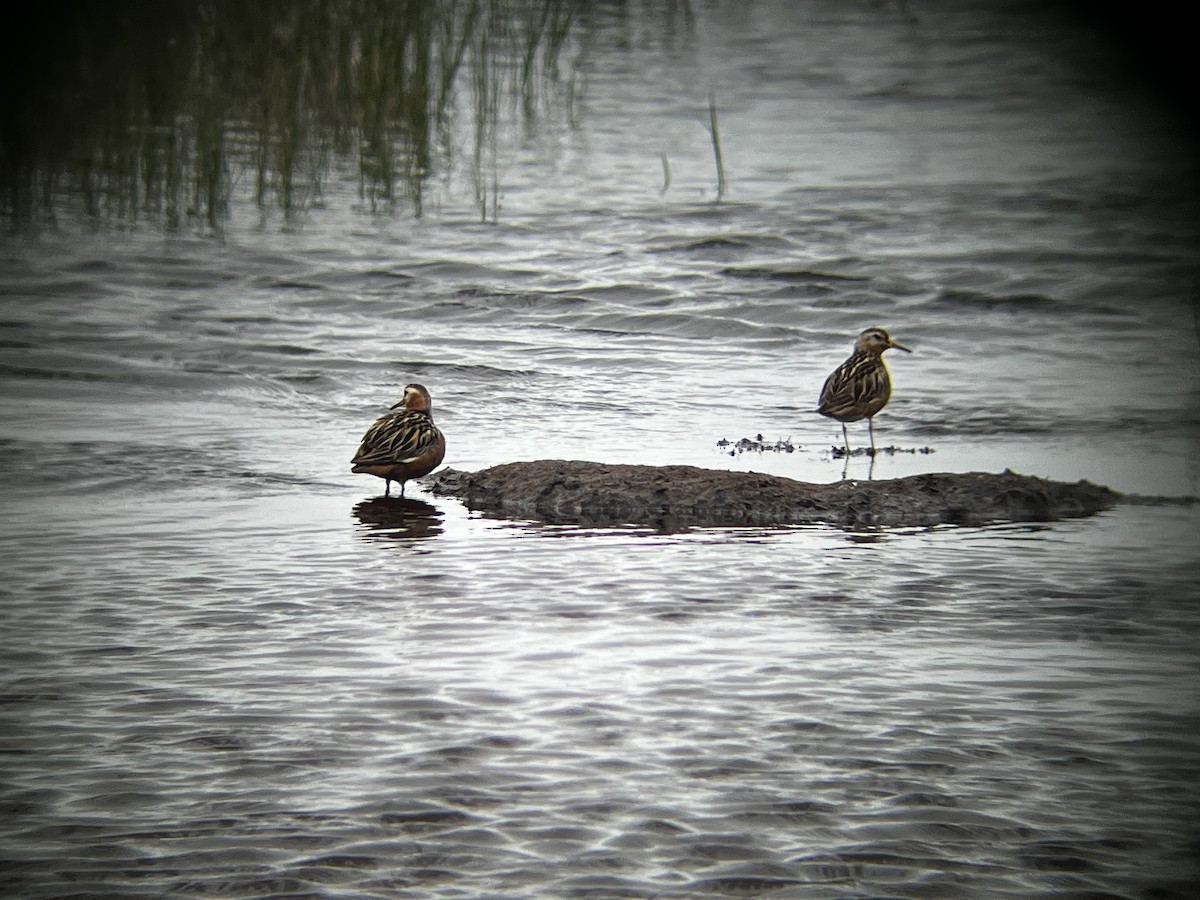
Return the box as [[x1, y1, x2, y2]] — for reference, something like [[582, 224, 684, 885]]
[[3, 2, 1199, 898]]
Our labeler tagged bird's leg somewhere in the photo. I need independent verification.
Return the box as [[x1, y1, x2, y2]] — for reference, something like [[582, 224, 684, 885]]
[[841, 423, 851, 458], [385, 479, 392, 497], [867, 418, 876, 457], [399, 482, 406, 499]]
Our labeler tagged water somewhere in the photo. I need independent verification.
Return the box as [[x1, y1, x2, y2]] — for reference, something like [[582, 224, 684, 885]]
[[3, 2, 1200, 897]]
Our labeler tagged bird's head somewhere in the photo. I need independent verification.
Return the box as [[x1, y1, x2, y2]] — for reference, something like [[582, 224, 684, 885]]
[[391, 383, 433, 412], [856, 327, 911, 355]]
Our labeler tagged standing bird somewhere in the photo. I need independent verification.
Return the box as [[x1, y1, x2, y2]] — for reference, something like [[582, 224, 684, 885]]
[[818, 327, 911, 457], [351, 383, 446, 497]]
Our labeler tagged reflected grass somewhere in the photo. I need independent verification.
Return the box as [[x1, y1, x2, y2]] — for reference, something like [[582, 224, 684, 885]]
[[0, 0, 581, 229]]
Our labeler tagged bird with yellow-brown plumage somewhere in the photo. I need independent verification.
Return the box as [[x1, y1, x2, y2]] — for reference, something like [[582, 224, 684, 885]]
[[351, 383, 446, 497], [818, 327, 911, 458]]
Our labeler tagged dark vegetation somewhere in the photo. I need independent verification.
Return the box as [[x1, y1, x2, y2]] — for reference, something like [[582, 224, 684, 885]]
[[0, 0, 579, 229]]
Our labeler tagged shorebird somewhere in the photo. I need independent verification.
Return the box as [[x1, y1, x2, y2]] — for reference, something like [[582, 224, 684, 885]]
[[351, 383, 446, 497], [818, 327, 911, 457]]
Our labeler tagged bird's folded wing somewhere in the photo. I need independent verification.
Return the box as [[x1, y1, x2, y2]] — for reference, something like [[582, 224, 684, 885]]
[[819, 356, 886, 415], [352, 412, 439, 465]]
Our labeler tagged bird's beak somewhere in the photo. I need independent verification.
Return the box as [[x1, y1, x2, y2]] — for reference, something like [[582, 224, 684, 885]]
[[891, 339, 912, 353]]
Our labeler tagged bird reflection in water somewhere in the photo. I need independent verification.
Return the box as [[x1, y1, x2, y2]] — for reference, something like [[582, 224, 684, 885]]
[[352, 497, 444, 542]]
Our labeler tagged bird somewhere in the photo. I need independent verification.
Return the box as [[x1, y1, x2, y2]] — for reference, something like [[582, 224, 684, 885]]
[[351, 383, 446, 498], [817, 327, 911, 458]]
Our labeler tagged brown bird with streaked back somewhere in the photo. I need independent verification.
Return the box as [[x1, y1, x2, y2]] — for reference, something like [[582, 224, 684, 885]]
[[351, 383, 446, 497], [818, 327, 911, 457]]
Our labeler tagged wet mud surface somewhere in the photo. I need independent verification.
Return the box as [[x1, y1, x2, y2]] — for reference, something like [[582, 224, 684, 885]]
[[427, 460, 1120, 529]]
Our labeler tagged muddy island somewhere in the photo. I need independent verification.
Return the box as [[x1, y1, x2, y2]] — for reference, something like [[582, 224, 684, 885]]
[[425, 460, 1120, 529]]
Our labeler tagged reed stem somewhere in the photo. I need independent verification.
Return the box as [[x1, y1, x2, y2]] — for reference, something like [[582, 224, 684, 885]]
[[708, 92, 726, 202]]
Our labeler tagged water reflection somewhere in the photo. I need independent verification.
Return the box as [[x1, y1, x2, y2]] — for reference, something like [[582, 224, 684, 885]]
[[2, 0, 579, 228], [352, 496, 444, 542]]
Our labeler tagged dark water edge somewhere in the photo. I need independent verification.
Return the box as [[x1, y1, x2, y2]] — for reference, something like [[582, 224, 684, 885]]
[[3, 0, 1198, 233]]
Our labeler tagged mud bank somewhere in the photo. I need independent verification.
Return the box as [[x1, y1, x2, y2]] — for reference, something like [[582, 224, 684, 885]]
[[426, 460, 1120, 529]]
